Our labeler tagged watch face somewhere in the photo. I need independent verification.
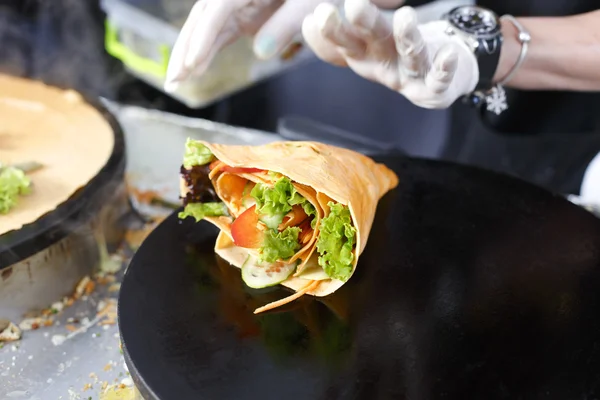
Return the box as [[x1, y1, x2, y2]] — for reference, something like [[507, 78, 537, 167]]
[[449, 6, 500, 38]]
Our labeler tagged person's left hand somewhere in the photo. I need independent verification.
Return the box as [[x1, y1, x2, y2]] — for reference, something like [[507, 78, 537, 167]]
[[302, 0, 480, 109]]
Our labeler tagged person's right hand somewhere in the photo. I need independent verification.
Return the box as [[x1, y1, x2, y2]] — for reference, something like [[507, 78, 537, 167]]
[[164, 0, 343, 92], [302, 0, 479, 109]]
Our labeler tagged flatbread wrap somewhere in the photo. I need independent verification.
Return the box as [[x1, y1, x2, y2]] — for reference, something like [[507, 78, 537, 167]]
[[178, 139, 398, 313]]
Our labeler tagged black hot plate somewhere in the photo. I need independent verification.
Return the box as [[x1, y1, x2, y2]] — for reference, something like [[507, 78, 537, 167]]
[[119, 156, 600, 400], [0, 96, 126, 269]]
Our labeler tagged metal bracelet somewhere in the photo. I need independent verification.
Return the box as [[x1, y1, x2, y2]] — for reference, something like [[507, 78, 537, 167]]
[[497, 14, 531, 86]]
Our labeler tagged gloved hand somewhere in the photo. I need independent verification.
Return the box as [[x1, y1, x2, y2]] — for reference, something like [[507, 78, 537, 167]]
[[302, 0, 479, 109], [164, 0, 343, 92]]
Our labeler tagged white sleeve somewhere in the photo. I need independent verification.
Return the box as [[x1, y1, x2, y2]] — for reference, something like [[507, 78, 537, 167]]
[[580, 151, 600, 204]]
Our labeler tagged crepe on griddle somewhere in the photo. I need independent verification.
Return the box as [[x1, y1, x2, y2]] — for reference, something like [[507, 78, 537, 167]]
[[179, 139, 398, 313], [0, 74, 114, 235]]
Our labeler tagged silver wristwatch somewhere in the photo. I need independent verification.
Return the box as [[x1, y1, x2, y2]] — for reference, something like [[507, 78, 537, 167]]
[[443, 6, 507, 115]]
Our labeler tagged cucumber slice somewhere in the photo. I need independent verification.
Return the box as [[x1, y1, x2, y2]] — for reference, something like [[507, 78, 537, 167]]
[[258, 213, 284, 230], [242, 197, 256, 209], [241, 255, 297, 289]]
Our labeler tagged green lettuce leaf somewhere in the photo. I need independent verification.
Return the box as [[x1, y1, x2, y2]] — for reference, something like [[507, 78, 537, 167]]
[[0, 166, 31, 214], [289, 192, 316, 225], [316, 202, 356, 282], [178, 202, 228, 222], [260, 227, 301, 263], [182, 138, 214, 168], [251, 177, 316, 229]]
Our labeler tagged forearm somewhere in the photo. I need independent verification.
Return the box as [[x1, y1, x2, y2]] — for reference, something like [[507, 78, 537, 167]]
[[494, 10, 600, 91], [370, 0, 404, 8], [371, 0, 435, 10]]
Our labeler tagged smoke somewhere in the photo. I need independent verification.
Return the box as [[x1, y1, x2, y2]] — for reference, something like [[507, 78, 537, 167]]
[[0, 0, 128, 100], [0, 1, 34, 78]]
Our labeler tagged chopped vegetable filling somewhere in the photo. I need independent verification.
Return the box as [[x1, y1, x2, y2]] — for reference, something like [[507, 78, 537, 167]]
[[316, 202, 356, 282]]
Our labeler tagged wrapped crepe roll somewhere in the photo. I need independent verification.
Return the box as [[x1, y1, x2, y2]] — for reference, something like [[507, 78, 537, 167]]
[[179, 139, 398, 313]]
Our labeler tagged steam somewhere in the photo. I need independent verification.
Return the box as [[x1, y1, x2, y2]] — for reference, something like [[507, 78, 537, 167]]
[[0, 0, 127, 99]]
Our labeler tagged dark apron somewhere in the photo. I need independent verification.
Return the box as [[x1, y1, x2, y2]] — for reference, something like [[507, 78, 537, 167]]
[[441, 102, 600, 196]]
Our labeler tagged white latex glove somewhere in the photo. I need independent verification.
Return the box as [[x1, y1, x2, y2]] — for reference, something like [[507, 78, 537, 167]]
[[164, 0, 342, 92], [302, 0, 479, 109]]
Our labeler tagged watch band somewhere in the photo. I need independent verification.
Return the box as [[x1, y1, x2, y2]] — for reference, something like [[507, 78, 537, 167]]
[[477, 15, 531, 115], [475, 36, 503, 91], [443, 6, 512, 115]]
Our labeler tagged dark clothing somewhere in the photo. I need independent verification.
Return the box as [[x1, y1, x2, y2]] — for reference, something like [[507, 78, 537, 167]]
[[444, 102, 600, 195], [404, 0, 600, 194], [477, 0, 600, 135]]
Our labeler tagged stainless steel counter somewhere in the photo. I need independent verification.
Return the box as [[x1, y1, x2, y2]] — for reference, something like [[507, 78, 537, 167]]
[[0, 261, 136, 400]]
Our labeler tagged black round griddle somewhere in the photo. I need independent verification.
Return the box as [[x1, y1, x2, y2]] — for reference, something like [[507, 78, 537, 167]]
[[0, 96, 126, 269], [119, 156, 600, 400]]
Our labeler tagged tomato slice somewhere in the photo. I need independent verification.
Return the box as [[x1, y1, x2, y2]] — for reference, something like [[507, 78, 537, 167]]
[[221, 166, 265, 174], [231, 205, 264, 248]]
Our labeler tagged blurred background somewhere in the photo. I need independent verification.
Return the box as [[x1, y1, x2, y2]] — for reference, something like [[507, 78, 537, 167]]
[[0, 0, 465, 158]]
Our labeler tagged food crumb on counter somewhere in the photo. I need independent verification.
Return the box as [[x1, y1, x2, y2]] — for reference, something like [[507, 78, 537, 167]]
[[97, 275, 117, 285], [1, 217, 155, 397], [51, 334, 66, 346], [75, 276, 92, 299], [0, 322, 22, 342], [67, 387, 79, 399], [107, 283, 121, 293], [84, 280, 96, 296], [100, 254, 123, 275], [120, 376, 133, 387], [51, 301, 65, 313], [97, 299, 118, 326], [19, 317, 49, 331]]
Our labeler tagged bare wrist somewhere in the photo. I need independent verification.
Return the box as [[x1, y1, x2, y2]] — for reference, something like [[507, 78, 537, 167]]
[[493, 17, 522, 83], [370, 0, 405, 9]]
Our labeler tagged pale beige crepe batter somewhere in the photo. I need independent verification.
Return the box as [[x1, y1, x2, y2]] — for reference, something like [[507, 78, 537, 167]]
[[0, 74, 114, 235]]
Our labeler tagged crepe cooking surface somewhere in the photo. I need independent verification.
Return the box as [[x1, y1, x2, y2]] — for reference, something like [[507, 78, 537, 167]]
[[0, 74, 114, 235], [119, 156, 600, 400]]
